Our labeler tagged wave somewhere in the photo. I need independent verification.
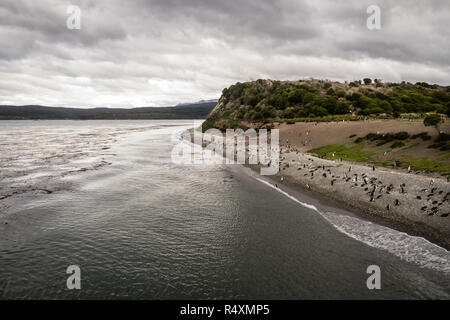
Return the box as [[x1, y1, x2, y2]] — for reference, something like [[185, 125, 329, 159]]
[[256, 177, 450, 274]]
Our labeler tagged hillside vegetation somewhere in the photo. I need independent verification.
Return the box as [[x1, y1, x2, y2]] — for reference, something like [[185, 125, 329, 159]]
[[203, 79, 450, 131]]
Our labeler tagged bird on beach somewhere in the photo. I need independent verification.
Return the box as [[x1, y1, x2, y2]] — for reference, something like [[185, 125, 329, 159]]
[[395, 199, 400, 206]]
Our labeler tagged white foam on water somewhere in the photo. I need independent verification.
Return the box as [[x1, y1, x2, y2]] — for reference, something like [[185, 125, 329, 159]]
[[256, 177, 450, 274]]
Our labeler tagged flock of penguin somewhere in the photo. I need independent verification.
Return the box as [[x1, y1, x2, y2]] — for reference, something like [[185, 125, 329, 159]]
[[276, 144, 450, 219]]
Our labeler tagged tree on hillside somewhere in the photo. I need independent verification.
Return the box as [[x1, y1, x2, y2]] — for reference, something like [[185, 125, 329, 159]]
[[363, 78, 372, 85], [424, 113, 444, 133]]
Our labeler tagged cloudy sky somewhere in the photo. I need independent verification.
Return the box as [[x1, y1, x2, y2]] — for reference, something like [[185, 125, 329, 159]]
[[0, 0, 449, 108]]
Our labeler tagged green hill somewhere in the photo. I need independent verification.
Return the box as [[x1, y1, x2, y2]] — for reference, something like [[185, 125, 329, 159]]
[[203, 79, 450, 131]]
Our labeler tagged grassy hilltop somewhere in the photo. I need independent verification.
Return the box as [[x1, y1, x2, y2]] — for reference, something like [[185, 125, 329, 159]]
[[203, 79, 449, 131]]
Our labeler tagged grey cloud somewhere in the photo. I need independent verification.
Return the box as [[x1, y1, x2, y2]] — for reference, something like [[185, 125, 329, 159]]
[[0, 0, 448, 108]]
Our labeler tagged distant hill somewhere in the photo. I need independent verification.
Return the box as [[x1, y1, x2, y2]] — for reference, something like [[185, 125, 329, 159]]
[[203, 79, 449, 131], [0, 101, 217, 120], [176, 99, 218, 107]]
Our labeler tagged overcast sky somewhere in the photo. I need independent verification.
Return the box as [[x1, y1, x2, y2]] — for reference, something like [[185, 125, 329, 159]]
[[0, 0, 449, 108]]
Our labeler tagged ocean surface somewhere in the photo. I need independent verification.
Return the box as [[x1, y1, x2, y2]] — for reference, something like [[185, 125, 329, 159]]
[[0, 120, 449, 299]]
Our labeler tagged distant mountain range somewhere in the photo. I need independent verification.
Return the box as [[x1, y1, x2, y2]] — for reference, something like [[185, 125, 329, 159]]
[[176, 99, 218, 107], [0, 101, 218, 120]]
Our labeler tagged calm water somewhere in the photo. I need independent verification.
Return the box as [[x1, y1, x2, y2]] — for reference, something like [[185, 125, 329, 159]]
[[0, 120, 449, 299]]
